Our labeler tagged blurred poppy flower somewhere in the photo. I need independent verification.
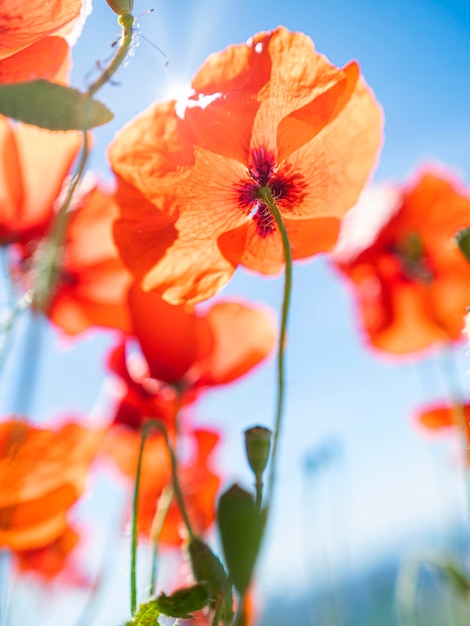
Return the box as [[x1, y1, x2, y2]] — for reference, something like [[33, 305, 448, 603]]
[[333, 170, 470, 354], [417, 402, 470, 435], [0, 117, 82, 247], [46, 186, 133, 335], [109, 26, 382, 304], [107, 285, 276, 430], [0, 0, 86, 84], [0, 419, 102, 551], [14, 525, 88, 585], [103, 426, 220, 545]]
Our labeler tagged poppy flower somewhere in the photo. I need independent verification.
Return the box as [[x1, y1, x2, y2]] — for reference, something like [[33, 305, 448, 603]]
[[0, 418, 103, 551], [0, 116, 82, 247], [333, 169, 470, 354], [109, 26, 383, 304], [417, 402, 470, 435], [14, 525, 87, 584], [107, 342, 176, 432], [103, 426, 220, 545], [0, 0, 85, 84], [107, 284, 277, 430], [45, 186, 133, 335]]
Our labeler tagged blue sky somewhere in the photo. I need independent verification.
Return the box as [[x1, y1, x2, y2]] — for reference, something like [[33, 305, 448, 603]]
[[4, 0, 470, 620]]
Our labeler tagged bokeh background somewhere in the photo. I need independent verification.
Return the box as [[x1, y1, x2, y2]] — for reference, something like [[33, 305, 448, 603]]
[[3, 1, 470, 624]]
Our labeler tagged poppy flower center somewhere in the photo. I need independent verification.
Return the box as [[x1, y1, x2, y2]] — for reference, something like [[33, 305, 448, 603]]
[[388, 232, 434, 284], [237, 147, 307, 237]]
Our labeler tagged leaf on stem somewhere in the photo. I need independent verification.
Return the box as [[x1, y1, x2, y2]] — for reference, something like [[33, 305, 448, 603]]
[[0, 80, 113, 130], [154, 583, 211, 619], [188, 537, 234, 625]]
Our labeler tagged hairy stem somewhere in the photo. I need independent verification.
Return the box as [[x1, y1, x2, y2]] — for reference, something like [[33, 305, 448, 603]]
[[130, 419, 195, 613], [257, 186, 293, 509]]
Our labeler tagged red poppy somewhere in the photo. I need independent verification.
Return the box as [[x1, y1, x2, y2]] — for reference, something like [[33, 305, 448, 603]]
[[109, 26, 382, 304], [0, 0, 84, 84], [46, 186, 133, 335], [103, 426, 220, 545], [14, 525, 87, 584], [0, 117, 82, 247], [0, 418, 102, 551], [107, 284, 276, 430], [417, 402, 470, 436], [333, 169, 470, 354]]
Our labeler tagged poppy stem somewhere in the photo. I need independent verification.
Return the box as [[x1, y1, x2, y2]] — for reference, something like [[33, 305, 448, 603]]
[[31, 130, 90, 314], [86, 12, 135, 98], [130, 420, 196, 614], [149, 484, 174, 594], [257, 186, 293, 509]]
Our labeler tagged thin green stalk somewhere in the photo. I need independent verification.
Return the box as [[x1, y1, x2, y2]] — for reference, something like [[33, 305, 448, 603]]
[[86, 12, 135, 97], [149, 485, 173, 594], [257, 186, 293, 509], [32, 11, 135, 313], [130, 420, 195, 614], [31, 130, 89, 313], [130, 426, 148, 615], [255, 477, 263, 509]]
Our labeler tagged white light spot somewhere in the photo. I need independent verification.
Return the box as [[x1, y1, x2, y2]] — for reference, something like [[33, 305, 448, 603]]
[[175, 91, 222, 119], [254, 42, 263, 53]]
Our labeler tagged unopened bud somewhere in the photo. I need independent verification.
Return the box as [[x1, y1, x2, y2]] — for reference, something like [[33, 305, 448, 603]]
[[105, 0, 133, 16], [244, 426, 272, 479]]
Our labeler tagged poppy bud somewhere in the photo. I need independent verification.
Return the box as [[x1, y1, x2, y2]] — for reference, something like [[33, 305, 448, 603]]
[[105, 0, 133, 16], [244, 426, 272, 479]]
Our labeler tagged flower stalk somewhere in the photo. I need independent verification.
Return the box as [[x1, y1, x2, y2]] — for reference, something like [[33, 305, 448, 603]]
[[257, 186, 293, 510]]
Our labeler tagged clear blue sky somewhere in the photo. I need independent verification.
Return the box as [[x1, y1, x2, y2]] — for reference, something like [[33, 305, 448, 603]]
[[4, 0, 470, 621]]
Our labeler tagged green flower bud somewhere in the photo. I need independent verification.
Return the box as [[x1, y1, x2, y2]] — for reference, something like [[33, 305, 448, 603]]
[[456, 228, 470, 263], [105, 0, 133, 16], [244, 426, 272, 479]]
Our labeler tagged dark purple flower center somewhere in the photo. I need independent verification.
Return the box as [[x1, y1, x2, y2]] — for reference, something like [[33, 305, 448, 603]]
[[237, 147, 307, 237]]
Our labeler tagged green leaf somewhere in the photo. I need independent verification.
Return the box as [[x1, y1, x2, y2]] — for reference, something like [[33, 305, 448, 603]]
[[0, 80, 113, 130], [456, 228, 470, 262], [154, 583, 211, 619], [217, 484, 265, 597], [126, 600, 160, 626], [188, 537, 234, 625]]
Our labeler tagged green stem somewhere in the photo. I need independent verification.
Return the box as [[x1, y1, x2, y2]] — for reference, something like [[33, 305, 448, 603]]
[[130, 420, 196, 614], [257, 186, 293, 509], [149, 484, 173, 594], [130, 425, 148, 615], [32, 11, 135, 314], [31, 130, 90, 313], [86, 12, 135, 97], [255, 477, 263, 509]]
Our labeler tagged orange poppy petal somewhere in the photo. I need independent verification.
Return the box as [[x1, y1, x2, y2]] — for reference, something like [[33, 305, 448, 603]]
[[0, 117, 23, 242], [283, 76, 382, 221], [0, 420, 102, 551], [198, 301, 276, 386], [0, 37, 70, 85], [14, 124, 82, 235], [277, 61, 359, 162], [418, 405, 457, 430], [219, 215, 339, 275], [0, 0, 82, 59], [128, 283, 201, 383], [0, 511, 69, 552], [50, 187, 133, 335], [16, 525, 80, 580]]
